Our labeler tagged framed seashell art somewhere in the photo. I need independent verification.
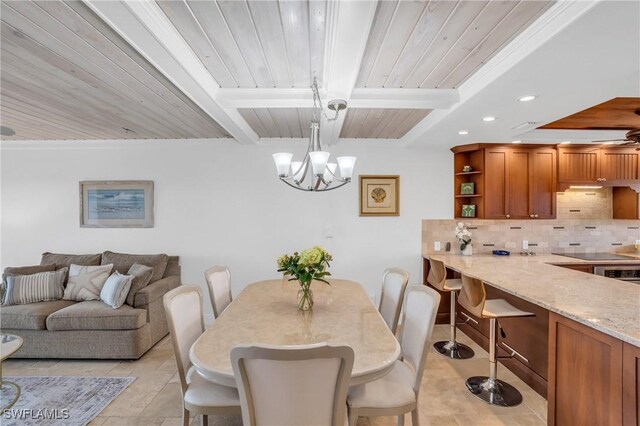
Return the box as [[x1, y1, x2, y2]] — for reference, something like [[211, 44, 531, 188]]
[[359, 175, 400, 216]]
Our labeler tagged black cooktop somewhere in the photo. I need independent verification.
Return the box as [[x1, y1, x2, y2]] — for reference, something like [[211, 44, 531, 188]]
[[552, 253, 634, 261]]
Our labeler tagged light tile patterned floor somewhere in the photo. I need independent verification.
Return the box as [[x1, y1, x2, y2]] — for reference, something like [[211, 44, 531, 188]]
[[4, 325, 547, 426]]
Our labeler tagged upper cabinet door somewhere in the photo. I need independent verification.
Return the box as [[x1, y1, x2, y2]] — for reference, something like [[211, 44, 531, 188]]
[[557, 147, 600, 183], [508, 149, 532, 219], [484, 148, 509, 219], [531, 148, 557, 219], [599, 148, 639, 183]]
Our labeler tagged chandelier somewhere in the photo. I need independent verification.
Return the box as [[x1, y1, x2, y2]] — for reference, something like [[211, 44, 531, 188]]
[[272, 78, 356, 192]]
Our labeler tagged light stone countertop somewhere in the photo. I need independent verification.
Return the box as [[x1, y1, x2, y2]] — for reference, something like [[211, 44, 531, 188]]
[[424, 253, 640, 347], [190, 279, 401, 387]]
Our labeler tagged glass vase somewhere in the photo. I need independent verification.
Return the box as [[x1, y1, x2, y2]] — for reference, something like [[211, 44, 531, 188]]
[[297, 287, 314, 311]]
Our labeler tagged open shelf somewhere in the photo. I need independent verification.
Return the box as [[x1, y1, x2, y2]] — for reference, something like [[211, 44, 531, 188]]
[[453, 149, 485, 218], [455, 171, 483, 176]]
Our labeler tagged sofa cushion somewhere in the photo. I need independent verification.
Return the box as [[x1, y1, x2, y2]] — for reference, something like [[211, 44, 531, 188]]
[[46, 301, 147, 331], [101, 251, 168, 283], [41, 252, 102, 283], [1, 300, 76, 330], [3, 264, 56, 282], [100, 272, 134, 309], [126, 264, 154, 306], [63, 264, 113, 302], [3, 268, 67, 306]]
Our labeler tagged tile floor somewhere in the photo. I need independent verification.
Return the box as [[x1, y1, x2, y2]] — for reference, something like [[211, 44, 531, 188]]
[[4, 325, 547, 426]]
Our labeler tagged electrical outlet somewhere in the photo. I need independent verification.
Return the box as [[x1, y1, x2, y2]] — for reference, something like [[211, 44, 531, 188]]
[[434, 241, 441, 252], [522, 240, 529, 250]]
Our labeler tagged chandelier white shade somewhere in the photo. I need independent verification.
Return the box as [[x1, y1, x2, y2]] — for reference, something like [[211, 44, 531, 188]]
[[271, 79, 356, 192]]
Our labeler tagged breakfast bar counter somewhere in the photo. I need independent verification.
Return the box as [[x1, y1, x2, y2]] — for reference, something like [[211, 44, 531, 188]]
[[424, 253, 640, 346], [423, 252, 640, 426]]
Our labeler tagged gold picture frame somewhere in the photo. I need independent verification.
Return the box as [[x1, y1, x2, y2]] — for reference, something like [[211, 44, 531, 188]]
[[359, 175, 400, 216]]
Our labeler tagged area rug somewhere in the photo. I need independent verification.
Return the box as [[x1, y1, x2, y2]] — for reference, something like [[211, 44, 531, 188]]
[[1, 376, 135, 426]]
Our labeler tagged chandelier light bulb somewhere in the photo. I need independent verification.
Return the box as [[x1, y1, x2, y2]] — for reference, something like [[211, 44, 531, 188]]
[[309, 151, 330, 176], [337, 156, 356, 181], [272, 153, 293, 177]]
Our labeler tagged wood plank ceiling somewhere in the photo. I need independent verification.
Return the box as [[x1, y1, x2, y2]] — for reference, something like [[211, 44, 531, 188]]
[[0, 0, 230, 140], [0, 0, 554, 141], [540, 97, 640, 130], [238, 108, 316, 138], [158, 0, 326, 88], [340, 109, 431, 139], [356, 0, 552, 89]]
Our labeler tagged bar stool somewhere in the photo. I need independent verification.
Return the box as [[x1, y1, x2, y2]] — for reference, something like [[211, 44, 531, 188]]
[[457, 273, 534, 407], [426, 258, 474, 359]]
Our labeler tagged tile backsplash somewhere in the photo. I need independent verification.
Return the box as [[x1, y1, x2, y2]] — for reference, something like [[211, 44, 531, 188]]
[[556, 188, 612, 220], [422, 219, 640, 255]]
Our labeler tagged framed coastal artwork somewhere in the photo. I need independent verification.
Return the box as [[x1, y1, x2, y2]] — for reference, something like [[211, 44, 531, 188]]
[[359, 175, 400, 216], [80, 181, 154, 228]]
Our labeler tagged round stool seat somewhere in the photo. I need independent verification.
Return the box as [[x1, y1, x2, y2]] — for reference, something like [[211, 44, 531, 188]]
[[443, 278, 462, 291], [482, 299, 533, 319]]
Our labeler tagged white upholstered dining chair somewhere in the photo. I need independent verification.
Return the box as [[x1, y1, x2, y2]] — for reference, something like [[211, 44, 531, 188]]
[[204, 266, 233, 319], [348, 285, 441, 426], [231, 343, 355, 426], [378, 268, 410, 334], [163, 286, 240, 426]]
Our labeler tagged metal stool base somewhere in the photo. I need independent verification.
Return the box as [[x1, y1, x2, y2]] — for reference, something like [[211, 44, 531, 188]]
[[465, 376, 523, 407], [433, 340, 475, 360]]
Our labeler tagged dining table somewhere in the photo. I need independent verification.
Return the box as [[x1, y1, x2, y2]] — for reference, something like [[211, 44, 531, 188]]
[[190, 279, 401, 387]]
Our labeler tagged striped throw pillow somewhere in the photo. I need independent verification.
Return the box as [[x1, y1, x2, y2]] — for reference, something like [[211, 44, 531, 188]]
[[2, 268, 67, 306]]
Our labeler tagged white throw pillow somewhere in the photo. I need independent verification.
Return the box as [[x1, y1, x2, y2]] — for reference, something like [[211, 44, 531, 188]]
[[100, 272, 134, 309], [63, 264, 113, 301]]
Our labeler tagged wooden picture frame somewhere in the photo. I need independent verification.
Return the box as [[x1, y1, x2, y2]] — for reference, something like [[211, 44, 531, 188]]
[[359, 175, 400, 216], [80, 181, 154, 228]]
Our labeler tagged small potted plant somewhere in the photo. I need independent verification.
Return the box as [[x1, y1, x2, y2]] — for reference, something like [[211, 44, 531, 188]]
[[455, 222, 473, 256], [277, 246, 332, 311]]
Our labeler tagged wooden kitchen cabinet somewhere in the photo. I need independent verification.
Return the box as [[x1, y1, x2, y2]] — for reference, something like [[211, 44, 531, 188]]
[[600, 148, 640, 183], [623, 342, 640, 426], [483, 146, 557, 219], [558, 146, 640, 189], [557, 146, 600, 184], [548, 312, 628, 426], [613, 187, 640, 219]]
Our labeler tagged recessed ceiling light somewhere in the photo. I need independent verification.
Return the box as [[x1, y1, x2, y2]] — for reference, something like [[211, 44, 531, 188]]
[[458, 131, 469, 135], [482, 116, 496, 122], [603, 141, 615, 145], [560, 141, 572, 144], [512, 140, 522, 144], [518, 95, 537, 102]]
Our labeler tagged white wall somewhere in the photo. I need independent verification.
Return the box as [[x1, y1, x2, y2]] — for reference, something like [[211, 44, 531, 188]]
[[1, 139, 452, 319]]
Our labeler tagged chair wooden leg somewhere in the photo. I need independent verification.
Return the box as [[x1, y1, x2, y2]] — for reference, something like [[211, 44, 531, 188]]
[[182, 407, 190, 426], [397, 413, 405, 426], [411, 408, 419, 426], [201, 414, 208, 426]]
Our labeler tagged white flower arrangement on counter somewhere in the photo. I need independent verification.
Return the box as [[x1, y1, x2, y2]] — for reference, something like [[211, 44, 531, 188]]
[[455, 222, 472, 252]]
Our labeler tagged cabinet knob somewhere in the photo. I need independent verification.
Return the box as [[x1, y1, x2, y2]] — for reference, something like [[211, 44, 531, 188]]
[[530, 214, 535, 218], [534, 214, 539, 218], [602, 178, 607, 182], [506, 214, 511, 219]]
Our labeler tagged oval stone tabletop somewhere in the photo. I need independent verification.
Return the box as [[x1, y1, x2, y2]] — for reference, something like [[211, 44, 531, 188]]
[[190, 279, 401, 387]]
